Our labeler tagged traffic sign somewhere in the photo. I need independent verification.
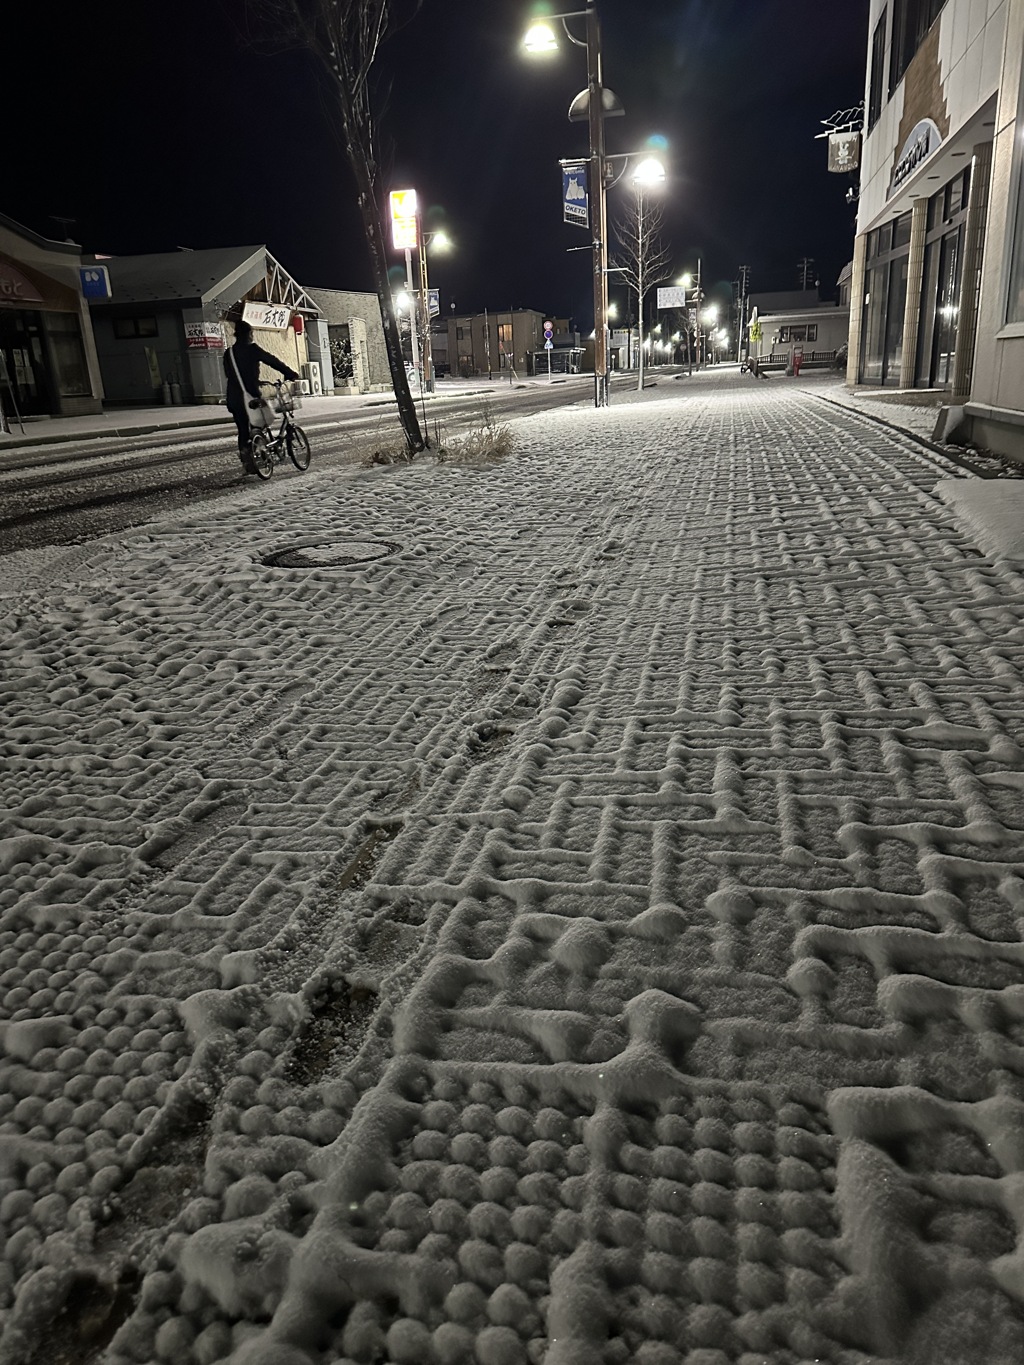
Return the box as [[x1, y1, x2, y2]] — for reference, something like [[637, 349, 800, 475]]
[[543, 321, 553, 340], [544, 339, 554, 350]]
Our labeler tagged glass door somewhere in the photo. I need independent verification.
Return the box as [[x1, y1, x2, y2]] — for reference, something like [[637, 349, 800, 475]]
[[0, 309, 52, 416]]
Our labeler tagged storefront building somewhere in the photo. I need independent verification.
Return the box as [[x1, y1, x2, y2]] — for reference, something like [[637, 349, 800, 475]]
[[0, 213, 103, 419], [448, 310, 548, 378], [304, 287, 390, 394], [849, 0, 1007, 395], [87, 246, 322, 405], [964, 0, 1024, 457]]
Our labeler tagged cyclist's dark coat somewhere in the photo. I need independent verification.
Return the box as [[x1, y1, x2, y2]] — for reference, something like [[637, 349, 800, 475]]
[[223, 340, 298, 418]]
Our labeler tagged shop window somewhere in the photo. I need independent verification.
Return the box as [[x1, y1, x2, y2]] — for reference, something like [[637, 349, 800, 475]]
[[777, 325, 818, 344], [893, 211, 913, 248], [946, 170, 969, 220], [46, 313, 90, 396], [113, 316, 158, 339], [868, 11, 887, 129]]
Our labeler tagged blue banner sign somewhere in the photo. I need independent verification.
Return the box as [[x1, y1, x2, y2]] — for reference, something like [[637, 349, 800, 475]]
[[562, 162, 589, 228]]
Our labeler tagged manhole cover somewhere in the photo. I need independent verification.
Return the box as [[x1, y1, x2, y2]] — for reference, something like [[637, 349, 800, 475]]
[[262, 539, 399, 568]]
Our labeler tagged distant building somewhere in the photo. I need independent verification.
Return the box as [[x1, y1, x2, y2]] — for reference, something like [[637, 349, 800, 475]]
[[748, 285, 850, 368], [0, 212, 103, 419], [850, 0, 1024, 459], [304, 287, 390, 394], [86, 245, 322, 405], [448, 310, 550, 378]]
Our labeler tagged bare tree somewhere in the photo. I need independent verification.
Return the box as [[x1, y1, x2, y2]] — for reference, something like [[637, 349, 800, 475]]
[[252, 0, 425, 451], [610, 190, 672, 391]]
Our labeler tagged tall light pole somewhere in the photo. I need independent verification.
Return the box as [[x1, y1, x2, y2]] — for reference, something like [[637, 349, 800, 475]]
[[417, 227, 451, 394], [523, 4, 620, 408], [586, 3, 609, 407]]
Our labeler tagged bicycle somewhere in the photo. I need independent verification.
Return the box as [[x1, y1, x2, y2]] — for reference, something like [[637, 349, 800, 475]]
[[248, 380, 311, 480]]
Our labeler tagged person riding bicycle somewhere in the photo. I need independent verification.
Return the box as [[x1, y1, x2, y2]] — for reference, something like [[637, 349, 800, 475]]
[[224, 320, 299, 473]]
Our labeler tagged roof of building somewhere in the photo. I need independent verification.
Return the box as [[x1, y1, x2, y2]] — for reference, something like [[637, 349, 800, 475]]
[[83, 245, 265, 307], [83, 245, 321, 315], [0, 211, 81, 256]]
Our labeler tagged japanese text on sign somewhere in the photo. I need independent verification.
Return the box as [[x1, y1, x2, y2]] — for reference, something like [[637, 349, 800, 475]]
[[243, 302, 291, 330]]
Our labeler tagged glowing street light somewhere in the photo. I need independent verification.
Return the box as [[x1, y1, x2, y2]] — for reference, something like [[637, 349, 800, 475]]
[[523, 21, 560, 53], [522, 1, 619, 408]]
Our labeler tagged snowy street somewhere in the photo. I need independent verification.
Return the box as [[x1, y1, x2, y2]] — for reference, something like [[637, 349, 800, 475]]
[[4, 376, 1024, 1364]]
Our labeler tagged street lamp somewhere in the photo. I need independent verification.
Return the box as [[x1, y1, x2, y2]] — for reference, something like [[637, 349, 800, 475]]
[[676, 264, 705, 372], [418, 227, 451, 393], [523, 2, 618, 408]]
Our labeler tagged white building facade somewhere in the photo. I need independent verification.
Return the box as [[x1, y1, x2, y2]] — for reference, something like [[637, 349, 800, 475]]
[[849, 0, 1009, 409]]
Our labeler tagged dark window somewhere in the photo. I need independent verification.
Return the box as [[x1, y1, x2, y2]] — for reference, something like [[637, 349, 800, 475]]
[[868, 11, 887, 128], [112, 316, 158, 339], [893, 211, 913, 248], [46, 313, 90, 395], [889, 0, 946, 95], [946, 169, 969, 217]]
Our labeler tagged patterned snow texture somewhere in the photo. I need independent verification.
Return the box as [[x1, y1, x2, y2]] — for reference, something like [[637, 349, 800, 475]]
[[2, 386, 1024, 1364]]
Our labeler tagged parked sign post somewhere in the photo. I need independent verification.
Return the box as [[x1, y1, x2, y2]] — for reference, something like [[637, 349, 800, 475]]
[[543, 321, 554, 380]]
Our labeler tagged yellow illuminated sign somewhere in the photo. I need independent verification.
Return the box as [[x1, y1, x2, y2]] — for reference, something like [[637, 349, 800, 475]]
[[390, 189, 419, 251]]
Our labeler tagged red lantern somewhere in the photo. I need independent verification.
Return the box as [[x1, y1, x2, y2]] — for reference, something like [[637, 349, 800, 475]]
[[291, 314, 304, 335]]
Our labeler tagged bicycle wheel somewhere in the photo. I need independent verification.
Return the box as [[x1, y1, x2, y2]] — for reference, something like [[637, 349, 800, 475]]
[[250, 431, 275, 480], [287, 424, 311, 471]]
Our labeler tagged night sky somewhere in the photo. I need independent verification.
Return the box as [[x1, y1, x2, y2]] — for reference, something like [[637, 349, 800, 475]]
[[11, 1, 869, 329]]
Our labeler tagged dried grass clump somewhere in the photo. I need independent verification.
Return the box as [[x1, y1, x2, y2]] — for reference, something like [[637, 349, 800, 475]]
[[435, 404, 515, 464], [437, 423, 514, 464]]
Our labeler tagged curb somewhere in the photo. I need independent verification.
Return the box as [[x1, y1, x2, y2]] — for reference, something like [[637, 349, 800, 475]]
[[0, 415, 233, 451]]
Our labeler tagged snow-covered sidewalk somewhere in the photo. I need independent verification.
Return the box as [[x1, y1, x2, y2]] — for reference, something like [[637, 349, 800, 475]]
[[3, 383, 1024, 1365]]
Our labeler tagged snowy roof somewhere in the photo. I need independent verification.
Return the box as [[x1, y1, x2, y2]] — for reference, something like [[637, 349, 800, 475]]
[[0, 209, 81, 254], [84, 245, 266, 306], [84, 245, 321, 315]]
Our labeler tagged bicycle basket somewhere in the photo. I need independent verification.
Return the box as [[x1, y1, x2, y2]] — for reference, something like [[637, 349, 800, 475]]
[[274, 382, 301, 413]]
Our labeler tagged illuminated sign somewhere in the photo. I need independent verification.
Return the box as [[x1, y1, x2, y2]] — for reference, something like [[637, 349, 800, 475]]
[[390, 189, 419, 251]]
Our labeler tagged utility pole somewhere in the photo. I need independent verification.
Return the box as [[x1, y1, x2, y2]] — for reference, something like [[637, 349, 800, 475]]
[[403, 247, 421, 385], [586, 1, 610, 407], [736, 264, 750, 362]]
